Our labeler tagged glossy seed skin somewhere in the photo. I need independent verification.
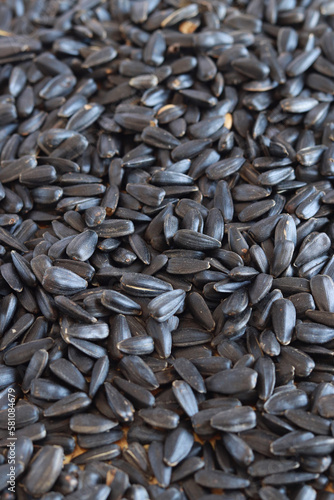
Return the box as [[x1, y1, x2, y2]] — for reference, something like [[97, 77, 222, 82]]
[[271, 299, 296, 345], [23, 446, 63, 496], [42, 267, 88, 295]]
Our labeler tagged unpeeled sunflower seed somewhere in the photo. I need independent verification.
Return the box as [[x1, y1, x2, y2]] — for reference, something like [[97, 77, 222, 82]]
[[42, 267, 88, 295]]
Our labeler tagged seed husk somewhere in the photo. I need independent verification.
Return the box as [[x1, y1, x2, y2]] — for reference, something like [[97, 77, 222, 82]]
[[271, 298, 296, 345], [172, 380, 198, 417], [195, 469, 250, 489], [164, 426, 194, 466], [264, 388, 308, 415], [206, 367, 258, 394], [120, 273, 173, 297], [101, 290, 142, 315], [139, 408, 179, 430], [43, 392, 91, 418], [174, 229, 221, 251], [49, 357, 88, 392], [148, 441, 171, 488], [23, 445, 63, 496], [173, 358, 206, 394], [248, 459, 299, 478], [296, 322, 334, 344], [310, 275, 334, 313], [305, 310, 334, 328], [148, 289, 186, 323], [285, 409, 330, 435], [66, 230, 98, 262]]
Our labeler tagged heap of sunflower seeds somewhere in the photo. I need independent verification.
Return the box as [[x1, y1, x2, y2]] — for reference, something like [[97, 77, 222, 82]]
[[2, 0, 334, 498]]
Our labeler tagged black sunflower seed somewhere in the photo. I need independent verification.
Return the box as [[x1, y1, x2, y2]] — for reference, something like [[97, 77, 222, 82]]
[[101, 290, 142, 315], [139, 408, 179, 430], [290, 436, 334, 456], [172, 358, 206, 394], [142, 126, 180, 150], [104, 382, 134, 423], [73, 443, 121, 465], [172, 380, 198, 417], [271, 299, 296, 345], [223, 432, 254, 466], [195, 468, 250, 490], [206, 367, 258, 395], [21, 349, 49, 393], [43, 392, 91, 418], [42, 266, 88, 295], [264, 388, 308, 415], [310, 275, 334, 313], [164, 426, 194, 466], [146, 317, 172, 359], [22, 445, 64, 496], [66, 230, 98, 262], [148, 289, 185, 323], [174, 230, 221, 251], [4, 338, 53, 367], [148, 441, 171, 488]]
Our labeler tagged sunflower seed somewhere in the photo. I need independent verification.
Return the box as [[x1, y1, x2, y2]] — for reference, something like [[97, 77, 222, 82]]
[[206, 367, 257, 394], [195, 469, 250, 489], [164, 426, 194, 466], [271, 299, 296, 345], [42, 266, 88, 295], [148, 289, 185, 323], [264, 388, 308, 415], [101, 290, 142, 315], [172, 380, 198, 417], [23, 445, 63, 496]]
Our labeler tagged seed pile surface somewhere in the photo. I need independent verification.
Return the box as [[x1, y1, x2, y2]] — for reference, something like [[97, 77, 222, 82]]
[[2, 0, 334, 499]]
